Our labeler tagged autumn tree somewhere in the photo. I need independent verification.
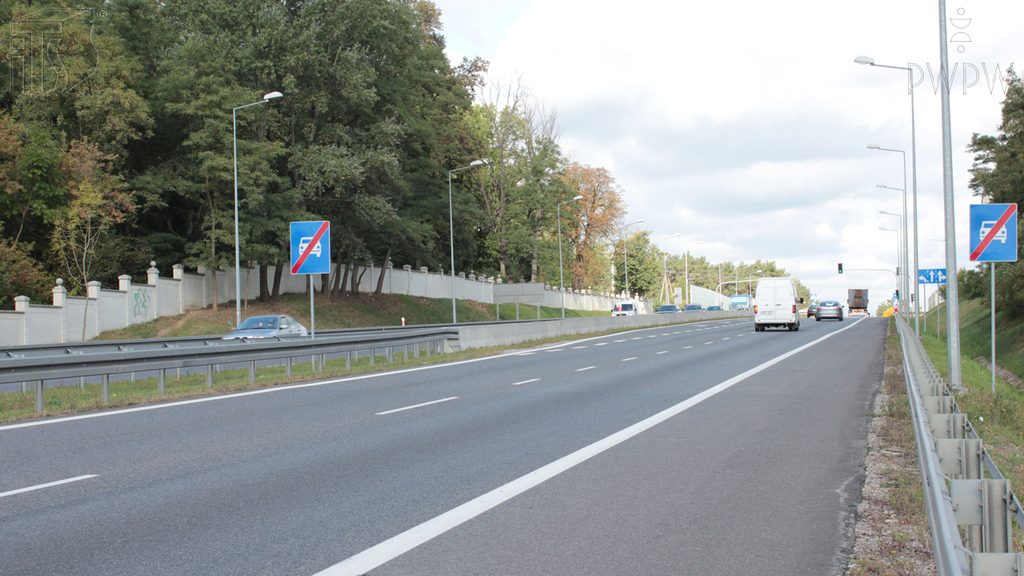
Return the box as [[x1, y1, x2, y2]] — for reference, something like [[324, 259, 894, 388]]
[[560, 163, 625, 290], [50, 141, 133, 336]]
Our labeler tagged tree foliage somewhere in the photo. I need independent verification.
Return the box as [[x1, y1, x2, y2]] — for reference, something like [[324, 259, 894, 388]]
[[967, 67, 1024, 316]]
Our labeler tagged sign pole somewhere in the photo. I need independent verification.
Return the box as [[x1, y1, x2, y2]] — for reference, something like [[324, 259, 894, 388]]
[[311, 281, 316, 340], [991, 262, 996, 392]]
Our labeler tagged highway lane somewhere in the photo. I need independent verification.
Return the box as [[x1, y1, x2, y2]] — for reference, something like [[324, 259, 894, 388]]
[[0, 316, 885, 575]]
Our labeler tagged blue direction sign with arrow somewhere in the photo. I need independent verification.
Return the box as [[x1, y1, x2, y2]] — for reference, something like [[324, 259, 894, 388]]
[[290, 221, 331, 274], [970, 203, 1018, 263], [918, 268, 947, 284]]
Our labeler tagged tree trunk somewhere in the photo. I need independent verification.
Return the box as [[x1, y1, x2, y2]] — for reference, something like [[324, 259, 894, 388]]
[[374, 248, 391, 295], [320, 272, 330, 295], [259, 264, 270, 302], [271, 257, 284, 301]]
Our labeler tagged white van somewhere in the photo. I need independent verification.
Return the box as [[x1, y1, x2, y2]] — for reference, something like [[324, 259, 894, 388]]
[[753, 277, 803, 331], [612, 301, 639, 316]]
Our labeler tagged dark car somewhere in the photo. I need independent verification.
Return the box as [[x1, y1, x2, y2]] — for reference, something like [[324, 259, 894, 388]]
[[706, 305, 722, 311], [683, 304, 703, 312], [656, 304, 680, 314], [814, 301, 843, 321], [806, 302, 819, 318], [222, 314, 309, 339]]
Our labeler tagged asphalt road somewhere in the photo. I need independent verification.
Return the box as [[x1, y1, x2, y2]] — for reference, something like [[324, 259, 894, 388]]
[[1, 316, 886, 576]]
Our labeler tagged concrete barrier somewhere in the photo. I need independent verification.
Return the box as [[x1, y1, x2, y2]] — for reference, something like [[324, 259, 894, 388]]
[[456, 311, 752, 350]]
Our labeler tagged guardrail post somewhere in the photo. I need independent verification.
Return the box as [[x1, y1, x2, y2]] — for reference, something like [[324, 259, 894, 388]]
[[370, 349, 375, 367], [158, 369, 166, 394], [34, 380, 43, 412], [936, 439, 983, 479], [319, 354, 325, 372], [387, 346, 393, 362], [345, 351, 351, 370], [951, 479, 1013, 553], [414, 343, 420, 359], [206, 365, 213, 387], [923, 395, 954, 414], [929, 413, 968, 439], [249, 361, 256, 383], [973, 552, 1024, 575], [286, 356, 292, 376], [102, 375, 109, 403]]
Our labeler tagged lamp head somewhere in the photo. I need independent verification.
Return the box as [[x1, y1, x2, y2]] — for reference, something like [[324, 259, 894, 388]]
[[263, 91, 284, 101], [470, 160, 487, 166], [854, 55, 875, 66], [573, 195, 584, 201], [867, 143, 881, 150]]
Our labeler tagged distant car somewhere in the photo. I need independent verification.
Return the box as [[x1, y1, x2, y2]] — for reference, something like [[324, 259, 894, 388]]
[[613, 301, 639, 316], [815, 301, 843, 321], [806, 302, 819, 318], [222, 314, 309, 339], [706, 306, 722, 311], [683, 304, 703, 312], [656, 304, 680, 314]]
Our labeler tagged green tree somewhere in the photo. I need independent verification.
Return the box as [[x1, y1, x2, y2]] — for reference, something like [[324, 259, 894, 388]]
[[967, 67, 1024, 316]]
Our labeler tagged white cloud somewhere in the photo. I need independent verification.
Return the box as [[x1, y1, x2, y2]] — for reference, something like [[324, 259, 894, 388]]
[[433, 0, 1024, 306]]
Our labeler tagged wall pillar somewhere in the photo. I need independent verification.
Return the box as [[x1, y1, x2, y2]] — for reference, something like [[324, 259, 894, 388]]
[[147, 262, 159, 320], [52, 279, 67, 343]]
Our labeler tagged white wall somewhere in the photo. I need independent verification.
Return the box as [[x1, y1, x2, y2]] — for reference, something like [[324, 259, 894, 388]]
[[0, 261, 654, 347]]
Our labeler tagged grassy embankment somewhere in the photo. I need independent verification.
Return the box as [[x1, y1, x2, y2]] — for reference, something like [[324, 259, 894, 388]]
[[0, 293, 618, 422], [919, 300, 1024, 550]]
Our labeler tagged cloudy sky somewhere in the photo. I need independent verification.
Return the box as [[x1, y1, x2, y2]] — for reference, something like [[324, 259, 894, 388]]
[[432, 0, 1023, 308]]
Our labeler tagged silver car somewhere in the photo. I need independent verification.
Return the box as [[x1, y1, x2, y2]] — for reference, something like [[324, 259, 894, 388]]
[[814, 301, 843, 321], [222, 314, 309, 339]]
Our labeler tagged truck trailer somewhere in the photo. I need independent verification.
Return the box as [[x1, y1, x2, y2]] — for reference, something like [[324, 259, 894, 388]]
[[848, 289, 869, 316]]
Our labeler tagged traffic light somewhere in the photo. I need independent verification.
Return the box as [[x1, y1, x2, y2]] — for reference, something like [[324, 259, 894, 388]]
[[897, 266, 900, 275], [838, 263, 843, 274], [895, 290, 900, 299]]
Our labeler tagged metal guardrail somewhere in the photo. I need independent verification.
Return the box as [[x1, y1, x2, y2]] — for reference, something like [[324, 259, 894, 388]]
[[896, 314, 1024, 575], [0, 320, 533, 359], [2, 326, 460, 412]]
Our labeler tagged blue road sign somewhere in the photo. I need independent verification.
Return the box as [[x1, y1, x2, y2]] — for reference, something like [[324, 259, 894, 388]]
[[290, 221, 331, 274], [918, 268, 947, 284], [970, 204, 1018, 262]]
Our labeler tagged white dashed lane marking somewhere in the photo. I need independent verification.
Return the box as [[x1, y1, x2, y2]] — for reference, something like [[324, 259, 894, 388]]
[[512, 379, 540, 386], [576, 366, 596, 372]]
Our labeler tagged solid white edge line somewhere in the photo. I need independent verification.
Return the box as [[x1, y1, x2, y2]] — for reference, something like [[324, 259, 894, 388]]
[[0, 474, 98, 499], [511, 379, 540, 387], [375, 397, 458, 416], [314, 318, 867, 576]]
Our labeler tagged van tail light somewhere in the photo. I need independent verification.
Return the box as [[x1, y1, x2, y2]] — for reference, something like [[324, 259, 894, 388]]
[[792, 305, 797, 314], [753, 305, 758, 314]]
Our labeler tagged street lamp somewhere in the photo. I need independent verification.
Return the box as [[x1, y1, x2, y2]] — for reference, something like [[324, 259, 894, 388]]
[[233, 90, 283, 328], [557, 195, 584, 318], [659, 233, 681, 303], [448, 160, 488, 324], [857, 56, 921, 334], [875, 171, 909, 321], [685, 241, 701, 304], [879, 226, 901, 305], [622, 219, 645, 299]]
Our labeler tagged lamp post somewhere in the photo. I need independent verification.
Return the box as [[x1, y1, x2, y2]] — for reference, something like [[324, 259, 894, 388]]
[[557, 195, 584, 318], [622, 219, 645, 299], [857, 56, 921, 335], [880, 211, 904, 318], [233, 90, 283, 328], [659, 233, 681, 302], [879, 226, 901, 311], [684, 241, 701, 304], [448, 160, 487, 324], [874, 169, 909, 321]]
